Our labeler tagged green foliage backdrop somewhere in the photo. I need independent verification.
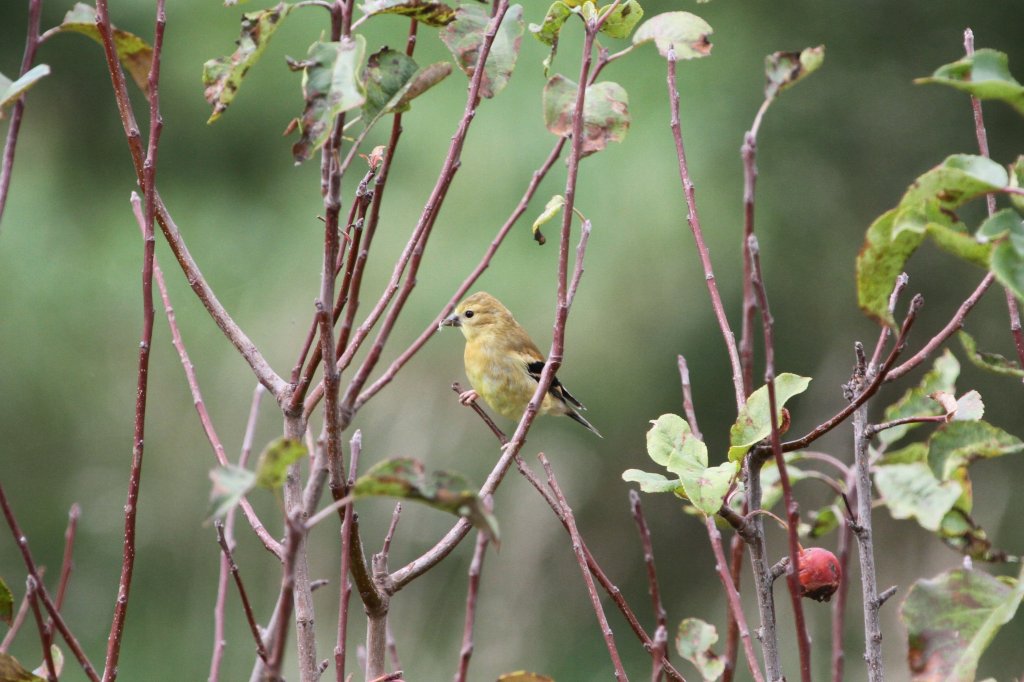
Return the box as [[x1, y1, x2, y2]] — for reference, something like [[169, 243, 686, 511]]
[[2, 0, 1023, 679]]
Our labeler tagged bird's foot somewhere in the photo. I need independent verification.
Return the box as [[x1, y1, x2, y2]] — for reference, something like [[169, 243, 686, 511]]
[[458, 389, 479, 406]]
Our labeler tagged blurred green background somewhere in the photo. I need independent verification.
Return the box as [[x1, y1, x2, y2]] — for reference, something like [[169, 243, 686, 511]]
[[2, 0, 1024, 679]]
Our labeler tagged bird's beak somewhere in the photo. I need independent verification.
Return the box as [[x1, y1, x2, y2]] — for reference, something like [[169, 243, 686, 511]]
[[439, 312, 461, 330]]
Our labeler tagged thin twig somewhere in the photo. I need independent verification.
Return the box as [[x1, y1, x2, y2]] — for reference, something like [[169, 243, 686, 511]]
[[335, 429, 361, 682], [748, 235, 811, 682], [851, 351, 883, 682], [26, 577, 57, 682], [454, 517, 491, 682], [540, 454, 628, 680], [885, 275, 989, 383], [0, 0, 43, 227], [629, 492, 669, 678], [0, 574, 36, 653], [102, 67, 161, 676], [783, 294, 924, 451], [667, 52, 745, 410], [705, 517, 765, 682], [0, 484, 99, 681], [215, 522, 269, 663], [676, 355, 703, 441], [153, 223, 281, 558], [515, 459, 685, 682]]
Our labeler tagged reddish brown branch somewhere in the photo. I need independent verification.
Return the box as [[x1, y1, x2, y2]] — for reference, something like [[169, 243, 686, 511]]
[[0, 0, 43, 226], [215, 521, 269, 663], [0, 484, 100, 681], [748, 235, 811, 682], [539, 454, 628, 680], [667, 53, 745, 410], [454, 513, 491, 682]]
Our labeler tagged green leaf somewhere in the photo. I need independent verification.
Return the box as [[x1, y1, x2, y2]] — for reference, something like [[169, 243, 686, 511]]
[[804, 505, 839, 538], [857, 156, 1008, 325], [353, 458, 498, 542], [0, 653, 44, 682], [675, 618, 725, 681], [440, 4, 524, 99], [529, 2, 572, 46], [878, 350, 959, 446], [0, 576, 12, 625], [764, 46, 824, 100], [361, 48, 450, 123], [255, 437, 308, 489], [542, 76, 629, 155], [0, 65, 51, 120], [727, 373, 811, 462], [916, 48, 1024, 117], [951, 390, 984, 422], [928, 420, 1024, 481], [290, 36, 367, 164], [901, 154, 1007, 209], [641, 415, 732, 513], [202, 4, 292, 123], [991, 240, 1024, 303], [646, 414, 707, 472], [49, 3, 153, 93], [206, 465, 257, 523], [1008, 157, 1024, 214], [901, 564, 1024, 682], [876, 442, 928, 466], [359, 0, 458, 27], [621, 469, 683, 494], [599, 0, 644, 40], [632, 11, 712, 60], [958, 330, 1024, 378], [683, 461, 736, 516], [361, 58, 452, 133], [856, 209, 923, 326], [531, 195, 564, 245], [874, 462, 962, 532], [976, 207, 1024, 242]]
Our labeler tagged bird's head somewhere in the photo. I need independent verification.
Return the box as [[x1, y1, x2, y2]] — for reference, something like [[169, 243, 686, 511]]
[[439, 291, 513, 340]]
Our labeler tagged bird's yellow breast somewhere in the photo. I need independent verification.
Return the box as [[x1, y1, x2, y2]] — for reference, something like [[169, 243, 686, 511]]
[[464, 340, 562, 421]]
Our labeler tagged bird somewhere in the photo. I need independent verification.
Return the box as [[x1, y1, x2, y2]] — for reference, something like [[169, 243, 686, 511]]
[[439, 292, 602, 437]]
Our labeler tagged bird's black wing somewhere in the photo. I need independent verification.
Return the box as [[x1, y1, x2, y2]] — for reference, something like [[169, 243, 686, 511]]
[[526, 359, 585, 410]]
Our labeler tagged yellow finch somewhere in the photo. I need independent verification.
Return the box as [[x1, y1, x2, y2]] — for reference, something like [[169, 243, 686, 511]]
[[440, 292, 601, 437]]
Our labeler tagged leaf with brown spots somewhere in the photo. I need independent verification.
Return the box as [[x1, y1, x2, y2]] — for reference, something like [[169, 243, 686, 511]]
[[440, 3, 524, 99], [49, 3, 152, 93], [353, 458, 499, 543], [290, 36, 367, 164], [202, 3, 292, 123], [360, 0, 459, 27], [901, 565, 1024, 681], [632, 11, 712, 60], [764, 45, 824, 100], [542, 75, 629, 156]]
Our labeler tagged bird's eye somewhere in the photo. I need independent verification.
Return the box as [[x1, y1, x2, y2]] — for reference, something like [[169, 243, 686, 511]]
[[464, 310, 475, 318]]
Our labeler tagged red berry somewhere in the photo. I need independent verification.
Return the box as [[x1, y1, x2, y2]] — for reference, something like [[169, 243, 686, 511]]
[[797, 547, 841, 602]]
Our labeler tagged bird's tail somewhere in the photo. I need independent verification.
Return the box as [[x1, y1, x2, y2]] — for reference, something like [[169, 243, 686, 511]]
[[567, 409, 603, 438]]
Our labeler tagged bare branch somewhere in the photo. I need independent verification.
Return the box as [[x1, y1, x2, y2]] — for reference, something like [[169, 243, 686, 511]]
[[748, 234, 812, 682], [0, 0, 43, 227], [540, 454, 628, 680], [215, 521, 269, 663], [667, 53, 745, 410], [0, 484, 100, 681]]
